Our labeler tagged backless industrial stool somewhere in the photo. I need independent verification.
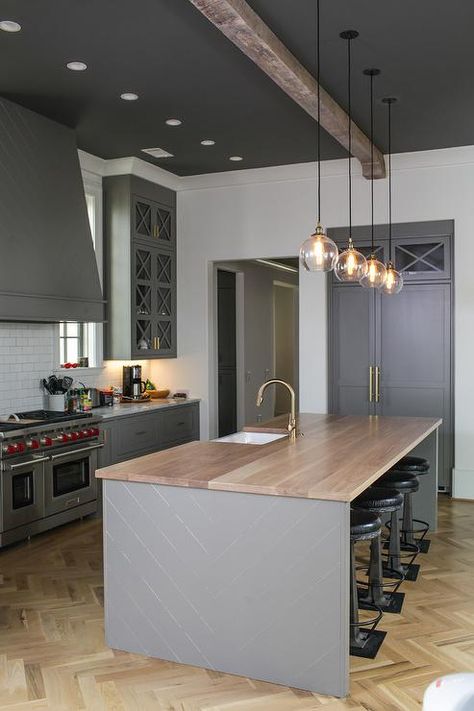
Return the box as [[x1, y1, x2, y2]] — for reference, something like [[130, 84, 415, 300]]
[[350, 509, 386, 658], [390, 456, 431, 552], [378, 471, 422, 581], [353, 486, 405, 614]]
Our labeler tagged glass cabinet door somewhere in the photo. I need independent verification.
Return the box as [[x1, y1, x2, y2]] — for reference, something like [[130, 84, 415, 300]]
[[133, 198, 153, 240], [393, 235, 451, 281], [153, 249, 176, 357], [154, 204, 174, 246], [133, 244, 154, 356], [133, 196, 175, 248]]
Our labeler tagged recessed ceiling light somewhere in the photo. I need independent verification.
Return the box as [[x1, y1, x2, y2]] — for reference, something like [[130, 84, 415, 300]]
[[0, 20, 21, 32], [120, 92, 139, 101], [66, 61, 87, 72], [229, 156, 243, 162], [201, 139, 215, 146], [166, 118, 182, 126], [141, 147, 174, 159]]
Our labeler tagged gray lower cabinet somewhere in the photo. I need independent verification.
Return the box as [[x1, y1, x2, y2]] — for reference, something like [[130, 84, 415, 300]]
[[328, 220, 453, 491], [104, 174, 177, 360], [97, 403, 200, 470]]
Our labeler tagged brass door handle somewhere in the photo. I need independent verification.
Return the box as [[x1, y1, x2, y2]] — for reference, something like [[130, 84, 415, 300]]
[[375, 366, 381, 402], [369, 366, 374, 402]]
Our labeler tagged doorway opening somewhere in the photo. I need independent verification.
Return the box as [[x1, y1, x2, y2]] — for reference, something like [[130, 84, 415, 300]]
[[215, 258, 299, 437]]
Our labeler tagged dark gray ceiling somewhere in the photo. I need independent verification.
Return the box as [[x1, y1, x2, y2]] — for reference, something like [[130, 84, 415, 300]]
[[0, 0, 472, 175]]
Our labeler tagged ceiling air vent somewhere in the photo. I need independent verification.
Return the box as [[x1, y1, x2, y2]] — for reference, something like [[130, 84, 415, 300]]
[[141, 147, 174, 159]]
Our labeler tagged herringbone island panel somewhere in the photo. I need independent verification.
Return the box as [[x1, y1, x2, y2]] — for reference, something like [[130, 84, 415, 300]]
[[0, 497, 473, 709]]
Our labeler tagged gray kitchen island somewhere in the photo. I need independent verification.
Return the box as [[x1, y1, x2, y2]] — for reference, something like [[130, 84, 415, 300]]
[[96, 413, 440, 697]]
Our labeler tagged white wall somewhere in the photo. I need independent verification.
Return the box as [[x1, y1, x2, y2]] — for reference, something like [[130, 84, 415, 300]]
[[149, 145, 474, 498]]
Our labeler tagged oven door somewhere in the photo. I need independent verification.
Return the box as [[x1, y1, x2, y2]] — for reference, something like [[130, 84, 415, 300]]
[[2, 456, 48, 531], [44, 443, 102, 516]]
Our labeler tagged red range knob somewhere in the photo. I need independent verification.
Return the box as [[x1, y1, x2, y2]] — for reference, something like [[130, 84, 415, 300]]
[[70, 431, 79, 441], [42, 436, 53, 447], [28, 439, 40, 449], [91, 428, 100, 437], [16, 442, 26, 453], [7, 443, 19, 455], [78, 430, 86, 439], [61, 433, 70, 443]]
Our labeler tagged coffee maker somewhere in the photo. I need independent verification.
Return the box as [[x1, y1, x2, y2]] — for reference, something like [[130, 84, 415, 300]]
[[122, 365, 146, 400]]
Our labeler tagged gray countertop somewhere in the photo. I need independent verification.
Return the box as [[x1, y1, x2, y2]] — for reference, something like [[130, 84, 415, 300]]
[[93, 398, 200, 421]]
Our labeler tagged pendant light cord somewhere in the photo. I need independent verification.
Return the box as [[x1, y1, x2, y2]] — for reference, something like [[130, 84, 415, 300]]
[[370, 73, 374, 252], [316, 0, 321, 224], [347, 36, 352, 240], [387, 99, 392, 260]]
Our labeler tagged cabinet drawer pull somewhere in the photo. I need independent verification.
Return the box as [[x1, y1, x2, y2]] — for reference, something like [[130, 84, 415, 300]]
[[176, 421, 186, 426], [64, 497, 80, 508], [135, 430, 147, 436]]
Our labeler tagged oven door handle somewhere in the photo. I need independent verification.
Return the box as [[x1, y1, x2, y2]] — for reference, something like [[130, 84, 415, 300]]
[[49, 443, 104, 460], [4, 456, 50, 471]]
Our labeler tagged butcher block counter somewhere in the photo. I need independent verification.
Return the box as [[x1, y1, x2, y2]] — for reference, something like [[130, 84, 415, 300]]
[[96, 412, 440, 502], [98, 413, 441, 698]]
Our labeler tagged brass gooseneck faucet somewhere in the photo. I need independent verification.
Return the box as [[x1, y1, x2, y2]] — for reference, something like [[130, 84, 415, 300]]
[[256, 379, 297, 443]]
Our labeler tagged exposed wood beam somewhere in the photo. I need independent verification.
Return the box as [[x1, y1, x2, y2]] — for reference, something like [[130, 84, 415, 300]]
[[188, 0, 386, 179]]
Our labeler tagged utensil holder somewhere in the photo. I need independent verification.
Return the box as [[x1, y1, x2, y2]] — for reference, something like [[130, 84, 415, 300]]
[[48, 394, 66, 412]]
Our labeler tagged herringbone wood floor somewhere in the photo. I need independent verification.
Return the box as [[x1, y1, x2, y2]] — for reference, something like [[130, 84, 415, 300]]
[[0, 497, 473, 710]]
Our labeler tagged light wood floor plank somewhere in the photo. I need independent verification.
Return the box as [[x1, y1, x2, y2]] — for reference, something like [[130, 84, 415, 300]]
[[1, 497, 474, 709]]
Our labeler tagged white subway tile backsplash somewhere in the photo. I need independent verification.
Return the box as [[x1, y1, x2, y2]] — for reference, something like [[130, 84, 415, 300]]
[[0, 323, 155, 416], [0, 324, 122, 415]]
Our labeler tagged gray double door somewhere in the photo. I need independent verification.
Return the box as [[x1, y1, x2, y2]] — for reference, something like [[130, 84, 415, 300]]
[[328, 221, 453, 490]]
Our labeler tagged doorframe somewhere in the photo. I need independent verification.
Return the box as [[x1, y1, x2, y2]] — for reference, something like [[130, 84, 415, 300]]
[[326, 219, 454, 492], [210, 263, 245, 440]]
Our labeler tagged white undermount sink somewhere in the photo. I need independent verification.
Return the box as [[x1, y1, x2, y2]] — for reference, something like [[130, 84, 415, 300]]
[[214, 431, 287, 445]]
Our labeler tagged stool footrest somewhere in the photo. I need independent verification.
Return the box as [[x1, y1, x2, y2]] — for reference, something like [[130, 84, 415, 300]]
[[384, 562, 420, 582], [358, 588, 405, 614]]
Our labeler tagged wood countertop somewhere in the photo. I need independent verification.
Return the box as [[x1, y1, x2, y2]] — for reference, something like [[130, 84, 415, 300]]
[[96, 413, 441, 502]]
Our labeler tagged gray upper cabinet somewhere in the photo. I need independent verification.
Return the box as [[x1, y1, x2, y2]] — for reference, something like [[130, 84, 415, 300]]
[[104, 175, 177, 360], [133, 195, 175, 249], [393, 234, 451, 282]]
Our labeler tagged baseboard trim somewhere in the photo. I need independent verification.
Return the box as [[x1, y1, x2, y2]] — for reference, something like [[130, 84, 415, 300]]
[[452, 469, 474, 500]]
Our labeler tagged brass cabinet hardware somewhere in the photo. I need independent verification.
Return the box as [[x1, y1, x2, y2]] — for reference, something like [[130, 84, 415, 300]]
[[375, 366, 381, 402], [369, 366, 374, 402], [153, 336, 160, 350]]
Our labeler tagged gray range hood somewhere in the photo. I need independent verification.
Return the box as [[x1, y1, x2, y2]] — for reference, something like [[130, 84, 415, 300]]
[[0, 98, 104, 322]]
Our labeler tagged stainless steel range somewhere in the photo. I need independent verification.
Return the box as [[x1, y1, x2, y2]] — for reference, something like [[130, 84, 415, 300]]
[[0, 410, 103, 547]]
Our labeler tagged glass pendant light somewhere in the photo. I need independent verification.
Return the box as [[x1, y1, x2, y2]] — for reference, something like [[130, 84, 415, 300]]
[[299, 0, 338, 272], [334, 30, 367, 283], [380, 97, 403, 295], [360, 68, 387, 288]]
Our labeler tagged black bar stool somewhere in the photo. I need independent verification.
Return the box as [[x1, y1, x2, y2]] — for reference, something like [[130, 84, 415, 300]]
[[353, 486, 405, 614], [350, 509, 386, 658], [392, 456, 429, 475], [378, 471, 422, 580], [389, 456, 431, 552]]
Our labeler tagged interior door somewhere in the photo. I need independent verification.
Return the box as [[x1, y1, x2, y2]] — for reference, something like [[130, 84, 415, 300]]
[[329, 284, 377, 415], [217, 270, 237, 437], [375, 283, 452, 489]]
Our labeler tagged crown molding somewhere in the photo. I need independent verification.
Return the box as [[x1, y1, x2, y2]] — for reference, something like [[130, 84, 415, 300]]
[[79, 144, 474, 193]]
